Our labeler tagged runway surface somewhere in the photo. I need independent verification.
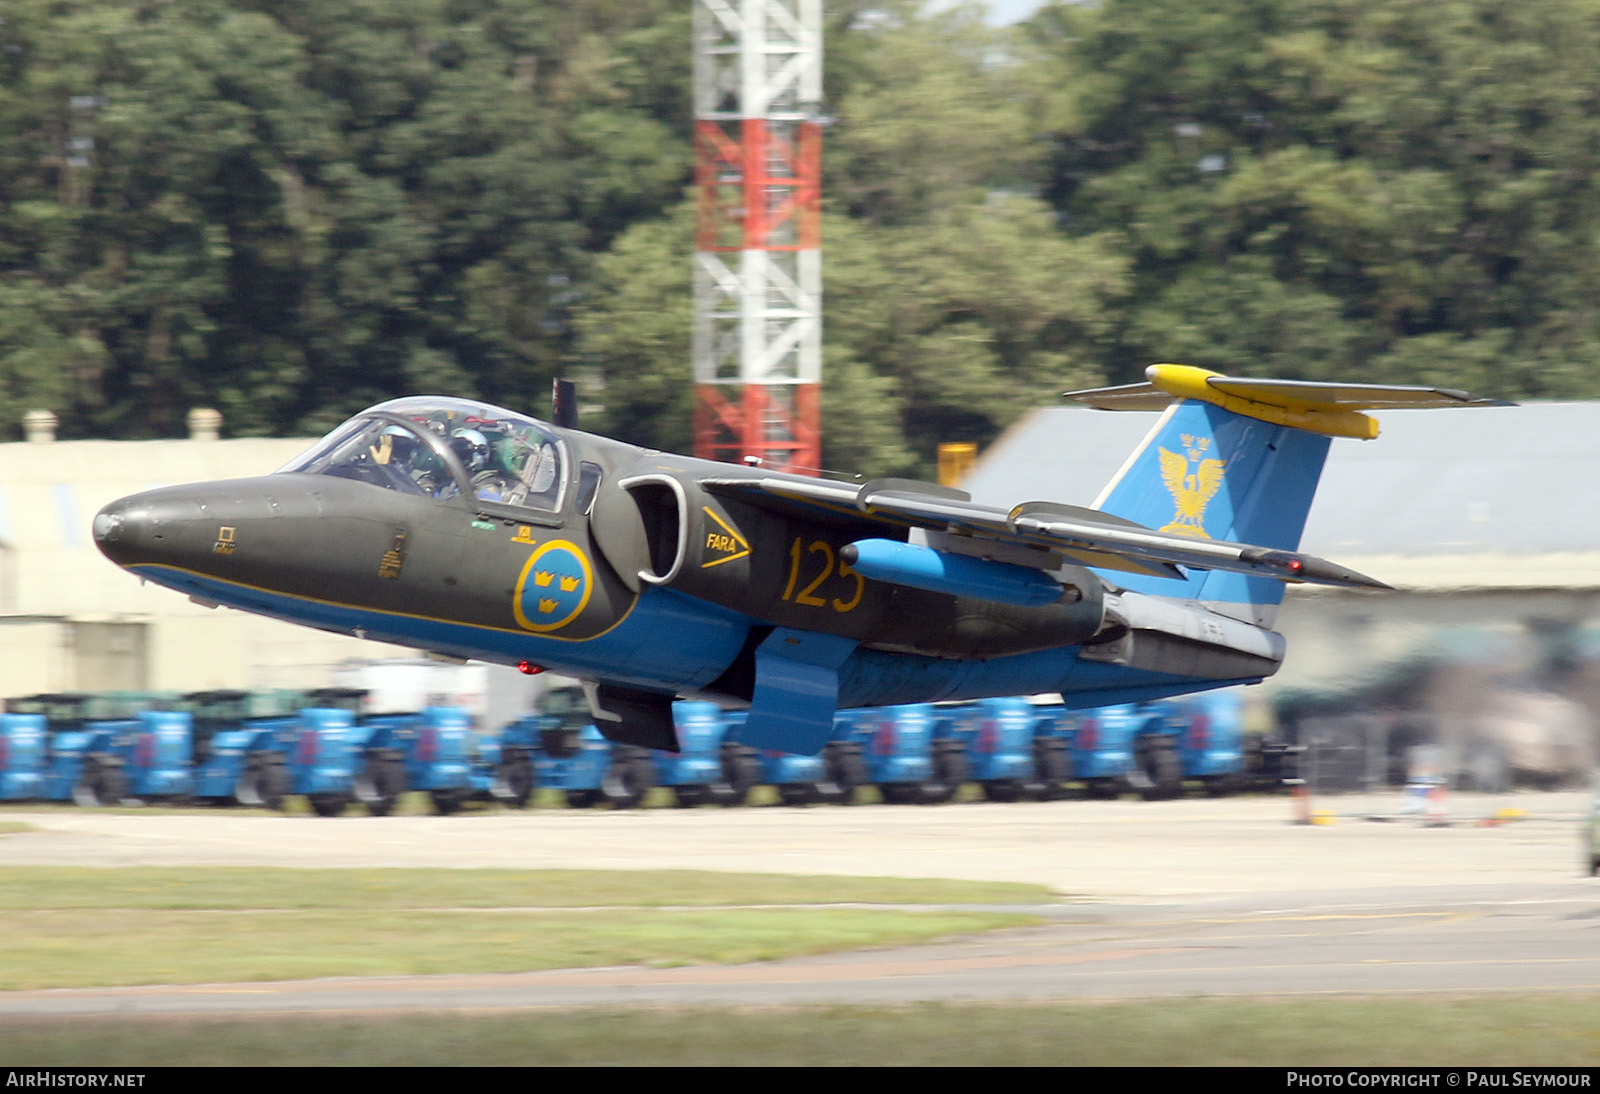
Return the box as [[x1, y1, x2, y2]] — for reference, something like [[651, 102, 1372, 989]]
[[1, 789, 1595, 1014]]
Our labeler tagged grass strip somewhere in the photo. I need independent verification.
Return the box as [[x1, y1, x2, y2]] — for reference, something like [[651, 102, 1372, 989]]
[[0, 867, 1048, 990], [0, 906, 1033, 990], [0, 865, 1050, 910], [3, 997, 1598, 1066]]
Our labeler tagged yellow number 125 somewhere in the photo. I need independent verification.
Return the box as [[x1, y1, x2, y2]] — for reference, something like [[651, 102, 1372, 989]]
[[781, 537, 863, 613]]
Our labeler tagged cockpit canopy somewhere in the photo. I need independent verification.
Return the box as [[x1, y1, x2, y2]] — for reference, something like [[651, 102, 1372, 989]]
[[279, 397, 566, 512]]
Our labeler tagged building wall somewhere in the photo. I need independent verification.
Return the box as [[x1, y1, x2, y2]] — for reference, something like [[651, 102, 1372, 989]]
[[0, 432, 412, 699]]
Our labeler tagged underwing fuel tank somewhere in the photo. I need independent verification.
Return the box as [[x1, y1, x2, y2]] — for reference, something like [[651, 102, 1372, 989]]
[[839, 538, 1071, 608]]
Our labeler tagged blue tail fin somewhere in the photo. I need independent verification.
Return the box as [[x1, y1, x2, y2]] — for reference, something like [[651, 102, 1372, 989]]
[[1091, 400, 1331, 615], [1067, 365, 1509, 620]]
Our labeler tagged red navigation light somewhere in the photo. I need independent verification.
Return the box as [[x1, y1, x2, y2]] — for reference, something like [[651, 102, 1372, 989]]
[[517, 661, 544, 675]]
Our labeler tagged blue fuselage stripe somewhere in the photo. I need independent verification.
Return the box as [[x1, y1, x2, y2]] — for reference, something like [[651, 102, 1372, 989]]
[[133, 566, 1262, 709], [132, 564, 752, 692]]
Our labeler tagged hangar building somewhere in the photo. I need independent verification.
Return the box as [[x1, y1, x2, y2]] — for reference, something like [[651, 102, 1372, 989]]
[[965, 402, 1600, 779]]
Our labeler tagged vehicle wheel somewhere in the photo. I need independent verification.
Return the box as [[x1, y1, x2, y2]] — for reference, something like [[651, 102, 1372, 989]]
[[878, 783, 914, 805], [430, 789, 466, 815], [1137, 739, 1183, 801], [777, 783, 816, 807], [1085, 777, 1120, 800], [255, 762, 289, 811], [601, 756, 655, 809], [1202, 773, 1238, 798], [919, 744, 969, 804], [1031, 740, 1070, 801], [494, 751, 534, 809], [673, 784, 713, 808], [564, 788, 601, 809], [73, 756, 126, 808], [71, 758, 102, 808], [981, 779, 1024, 803], [356, 752, 406, 817], [816, 742, 866, 805], [308, 792, 350, 818], [235, 752, 287, 810], [716, 744, 762, 808], [235, 761, 265, 807]]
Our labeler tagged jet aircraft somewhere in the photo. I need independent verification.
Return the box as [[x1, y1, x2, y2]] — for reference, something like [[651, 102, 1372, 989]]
[[92, 365, 1506, 754]]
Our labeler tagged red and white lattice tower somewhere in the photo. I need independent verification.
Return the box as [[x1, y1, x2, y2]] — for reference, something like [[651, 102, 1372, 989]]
[[692, 0, 822, 472]]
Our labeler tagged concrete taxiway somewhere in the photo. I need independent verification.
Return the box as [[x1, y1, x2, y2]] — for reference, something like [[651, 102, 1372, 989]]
[[0, 788, 1595, 1013]]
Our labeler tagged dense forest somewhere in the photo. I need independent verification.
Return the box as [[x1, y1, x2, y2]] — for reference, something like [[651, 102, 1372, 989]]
[[4, 0, 1600, 476]]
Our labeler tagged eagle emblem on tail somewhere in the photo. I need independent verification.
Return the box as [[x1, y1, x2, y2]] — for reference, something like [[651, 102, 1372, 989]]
[[1158, 436, 1225, 538]]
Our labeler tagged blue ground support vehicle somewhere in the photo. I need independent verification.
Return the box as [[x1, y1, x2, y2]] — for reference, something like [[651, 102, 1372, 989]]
[[184, 690, 301, 809], [722, 710, 830, 806], [119, 710, 195, 801], [1167, 690, 1246, 796], [12, 693, 130, 806], [304, 688, 487, 815], [935, 697, 1037, 803], [357, 705, 478, 815], [1022, 700, 1073, 801], [512, 683, 612, 808], [477, 715, 538, 809], [1127, 702, 1186, 801], [1062, 703, 1142, 799], [1061, 700, 1203, 800], [186, 690, 370, 816], [12, 693, 193, 806], [656, 701, 760, 808], [0, 714, 48, 801], [528, 719, 615, 808], [284, 707, 361, 817], [838, 703, 962, 805]]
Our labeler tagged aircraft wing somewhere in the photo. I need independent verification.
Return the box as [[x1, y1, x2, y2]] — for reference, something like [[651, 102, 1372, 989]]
[[701, 475, 1390, 590]]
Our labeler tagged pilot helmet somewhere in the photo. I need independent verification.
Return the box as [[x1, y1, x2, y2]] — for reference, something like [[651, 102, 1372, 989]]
[[448, 428, 489, 474]]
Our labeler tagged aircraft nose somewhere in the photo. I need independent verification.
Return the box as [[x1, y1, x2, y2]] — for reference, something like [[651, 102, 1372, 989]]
[[92, 495, 154, 564], [92, 502, 127, 549]]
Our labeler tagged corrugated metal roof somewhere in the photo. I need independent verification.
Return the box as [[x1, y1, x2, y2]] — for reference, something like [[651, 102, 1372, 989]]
[[962, 402, 1594, 587]]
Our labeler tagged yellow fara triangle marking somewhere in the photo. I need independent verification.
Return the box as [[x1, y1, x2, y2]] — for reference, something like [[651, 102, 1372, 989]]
[[700, 506, 752, 567]]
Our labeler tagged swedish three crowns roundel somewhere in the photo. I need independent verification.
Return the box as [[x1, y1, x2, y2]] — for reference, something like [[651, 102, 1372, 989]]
[[513, 539, 593, 633]]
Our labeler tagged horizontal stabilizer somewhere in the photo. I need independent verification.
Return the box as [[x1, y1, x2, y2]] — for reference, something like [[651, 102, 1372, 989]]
[[1066, 364, 1512, 438]]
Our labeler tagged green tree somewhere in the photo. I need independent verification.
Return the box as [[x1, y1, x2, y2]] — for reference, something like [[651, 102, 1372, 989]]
[[1029, 0, 1600, 399], [0, 1, 695, 438]]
